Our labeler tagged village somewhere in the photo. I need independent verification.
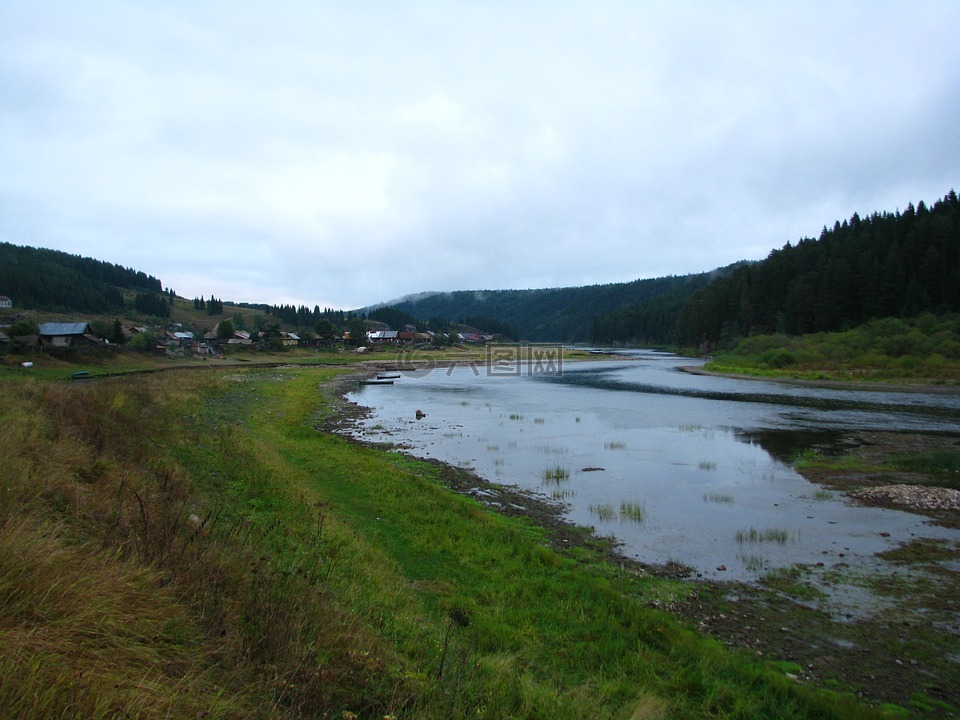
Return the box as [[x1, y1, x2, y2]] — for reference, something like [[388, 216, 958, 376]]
[[0, 294, 497, 359]]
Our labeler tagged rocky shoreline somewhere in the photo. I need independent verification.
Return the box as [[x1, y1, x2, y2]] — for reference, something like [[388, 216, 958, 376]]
[[853, 483, 960, 512]]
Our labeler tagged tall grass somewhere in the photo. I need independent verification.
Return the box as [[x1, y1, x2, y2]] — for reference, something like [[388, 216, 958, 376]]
[[736, 527, 790, 545], [0, 373, 408, 718], [542, 464, 571, 483], [589, 501, 647, 524]]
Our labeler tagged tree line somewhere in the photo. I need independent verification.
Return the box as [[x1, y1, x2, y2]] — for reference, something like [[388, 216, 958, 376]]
[[387, 275, 704, 342], [592, 190, 960, 347], [192, 295, 225, 315], [231, 302, 358, 330]]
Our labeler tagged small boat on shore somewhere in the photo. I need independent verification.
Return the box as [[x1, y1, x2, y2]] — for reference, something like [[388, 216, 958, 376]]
[[377, 373, 401, 379], [359, 379, 394, 385]]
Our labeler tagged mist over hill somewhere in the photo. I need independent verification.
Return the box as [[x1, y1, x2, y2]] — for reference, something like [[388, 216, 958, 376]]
[[382, 274, 717, 343]]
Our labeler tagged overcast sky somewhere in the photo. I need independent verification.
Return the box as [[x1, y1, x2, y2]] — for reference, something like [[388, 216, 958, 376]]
[[2, 2, 958, 310]]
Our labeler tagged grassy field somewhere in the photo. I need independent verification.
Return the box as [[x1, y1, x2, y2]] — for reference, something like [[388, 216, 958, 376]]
[[703, 314, 960, 385], [0, 361, 900, 718]]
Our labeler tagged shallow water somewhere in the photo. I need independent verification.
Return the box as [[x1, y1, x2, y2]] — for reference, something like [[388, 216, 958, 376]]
[[347, 350, 960, 587]]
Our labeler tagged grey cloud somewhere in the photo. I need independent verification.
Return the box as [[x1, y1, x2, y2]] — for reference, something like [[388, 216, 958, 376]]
[[1, 1, 958, 309]]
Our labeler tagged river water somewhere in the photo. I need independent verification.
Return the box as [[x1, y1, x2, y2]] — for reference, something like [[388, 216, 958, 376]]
[[347, 350, 960, 587]]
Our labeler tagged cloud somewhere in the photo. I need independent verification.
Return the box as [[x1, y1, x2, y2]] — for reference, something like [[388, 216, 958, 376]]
[[2, 1, 958, 310]]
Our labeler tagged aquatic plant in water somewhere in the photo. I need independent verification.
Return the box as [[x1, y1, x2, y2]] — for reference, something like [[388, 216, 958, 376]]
[[703, 493, 734, 504], [736, 527, 789, 544], [589, 501, 646, 524], [589, 503, 617, 521], [619, 501, 646, 524], [542, 464, 570, 483]]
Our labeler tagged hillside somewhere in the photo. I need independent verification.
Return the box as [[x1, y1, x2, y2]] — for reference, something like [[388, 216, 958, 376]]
[[593, 190, 960, 347], [0, 242, 166, 315], [387, 272, 715, 343]]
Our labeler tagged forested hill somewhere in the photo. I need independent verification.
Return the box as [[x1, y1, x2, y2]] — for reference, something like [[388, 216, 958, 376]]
[[0, 242, 165, 314], [389, 273, 715, 342], [592, 190, 960, 347]]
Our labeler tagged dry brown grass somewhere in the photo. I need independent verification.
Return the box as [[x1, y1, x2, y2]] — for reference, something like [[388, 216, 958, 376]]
[[0, 374, 411, 718], [0, 517, 242, 719]]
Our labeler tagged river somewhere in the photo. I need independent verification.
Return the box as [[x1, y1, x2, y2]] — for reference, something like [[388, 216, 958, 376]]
[[347, 350, 960, 586]]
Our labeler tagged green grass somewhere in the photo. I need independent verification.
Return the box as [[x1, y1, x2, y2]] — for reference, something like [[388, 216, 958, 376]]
[[619, 500, 647, 524], [890, 450, 960, 474], [736, 527, 790, 545], [542, 464, 571, 483], [0, 366, 893, 719], [703, 314, 960, 383], [794, 449, 870, 473], [589, 501, 647, 525], [588, 503, 617, 521], [796, 446, 960, 492]]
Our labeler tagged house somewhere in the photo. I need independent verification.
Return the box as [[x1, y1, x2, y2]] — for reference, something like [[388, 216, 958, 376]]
[[280, 332, 301, 347], [368, 330, 399, 344], [191, 340, 215, 356], [0, 296, 12, 309], [173, 331, 194, 348], [159, 330, 195, 351], [38, 322, 97, 349]]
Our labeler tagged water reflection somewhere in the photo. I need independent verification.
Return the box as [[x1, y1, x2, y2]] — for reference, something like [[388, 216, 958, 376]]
[[347, 350, 960, 588]]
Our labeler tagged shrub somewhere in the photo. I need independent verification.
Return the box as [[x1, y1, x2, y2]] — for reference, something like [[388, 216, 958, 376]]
[[759, 348, 796, 369]]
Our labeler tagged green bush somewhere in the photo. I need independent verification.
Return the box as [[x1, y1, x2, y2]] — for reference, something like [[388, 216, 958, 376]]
[[759, 348, 796, 369]]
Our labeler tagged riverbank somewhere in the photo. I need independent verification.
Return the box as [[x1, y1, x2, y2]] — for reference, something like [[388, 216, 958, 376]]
[[338, 366, 960, 717], [680, 364, 960, 395], [0, 361, 945, 718]]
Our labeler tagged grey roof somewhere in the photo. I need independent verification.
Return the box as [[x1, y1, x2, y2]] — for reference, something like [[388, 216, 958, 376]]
[[38, 322, 91, 336]]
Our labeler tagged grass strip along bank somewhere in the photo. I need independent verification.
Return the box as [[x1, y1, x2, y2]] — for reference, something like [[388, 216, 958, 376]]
[[0, 365, 894, 718], [701, 315, 960, 386]]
